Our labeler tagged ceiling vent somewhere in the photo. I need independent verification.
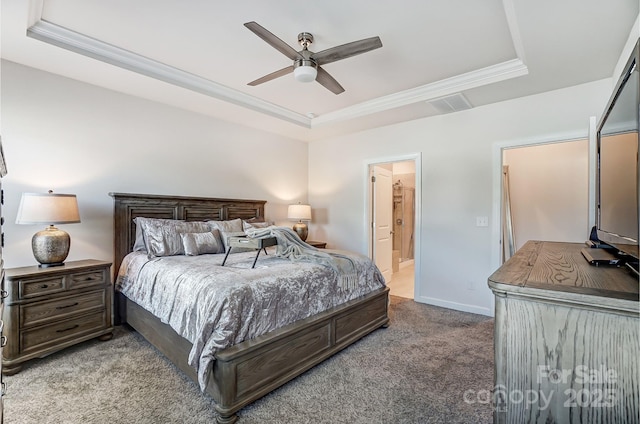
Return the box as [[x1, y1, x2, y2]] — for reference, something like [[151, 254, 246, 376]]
[[427, 93, 472, 114]]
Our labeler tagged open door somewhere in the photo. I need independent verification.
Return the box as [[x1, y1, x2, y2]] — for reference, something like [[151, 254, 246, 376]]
[[371, 165, 393, 282]]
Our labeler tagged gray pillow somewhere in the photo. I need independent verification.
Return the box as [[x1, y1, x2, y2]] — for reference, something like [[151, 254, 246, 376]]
[[181, 230, 223, 256], [208, 218, 243, 251], [135, 217, 211, 257], [132, 219, 147, 252], [242, 219, 271, 231]]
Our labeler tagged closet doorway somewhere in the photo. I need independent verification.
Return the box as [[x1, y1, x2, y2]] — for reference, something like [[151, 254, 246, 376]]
[[367, 157, 419, 300], [500, 138, 590, 262]]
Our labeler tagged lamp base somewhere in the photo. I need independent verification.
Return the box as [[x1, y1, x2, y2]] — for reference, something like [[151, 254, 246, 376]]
[[292, 222, 308, 241], [32, 225, 71, 267], [38, 262, 65, 268]]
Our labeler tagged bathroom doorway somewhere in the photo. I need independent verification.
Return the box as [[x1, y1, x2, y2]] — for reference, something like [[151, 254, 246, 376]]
[[368, 158, 417, 299]]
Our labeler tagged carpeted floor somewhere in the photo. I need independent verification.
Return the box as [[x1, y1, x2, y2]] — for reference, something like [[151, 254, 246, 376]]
[[4, 296, 494, 424]]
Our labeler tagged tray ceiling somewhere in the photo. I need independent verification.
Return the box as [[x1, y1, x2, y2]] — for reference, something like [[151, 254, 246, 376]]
[[1, 0, 638, 141]]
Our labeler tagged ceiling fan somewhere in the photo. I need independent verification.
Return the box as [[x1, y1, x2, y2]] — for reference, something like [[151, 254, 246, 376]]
[[244, 21, 383, 94]]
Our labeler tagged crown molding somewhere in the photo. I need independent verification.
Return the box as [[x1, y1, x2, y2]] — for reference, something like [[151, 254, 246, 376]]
[[27, 20, 312, 128], [502, 0, 526, 63], [26, 17, 527, 130], [312, 59, 528, 127]]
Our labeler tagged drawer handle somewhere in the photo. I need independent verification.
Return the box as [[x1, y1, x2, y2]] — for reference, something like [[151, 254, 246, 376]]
[[56, 302, 79, 310], [80, 276, 98, 282], [56, 324, 79, 333], [40, 284, 49, 289], [0, 290, 7, 299], [0, 335, 6, 347]]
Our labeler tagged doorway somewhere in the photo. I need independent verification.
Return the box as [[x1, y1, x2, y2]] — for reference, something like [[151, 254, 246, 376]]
[[496, 136, 591, 267], [368, 157, 419, 300]]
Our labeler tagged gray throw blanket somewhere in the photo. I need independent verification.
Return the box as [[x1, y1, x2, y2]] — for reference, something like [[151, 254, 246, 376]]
[[245, 226, 358, 290]]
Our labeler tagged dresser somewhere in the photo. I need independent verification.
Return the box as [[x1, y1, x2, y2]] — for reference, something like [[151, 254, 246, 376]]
[[488, 241, 639, 423], [2, 260, 113, 375]]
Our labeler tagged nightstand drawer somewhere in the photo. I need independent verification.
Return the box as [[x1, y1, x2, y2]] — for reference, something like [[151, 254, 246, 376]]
[[19, 276, 65, 299], [21, 291, 105, 328], [68, 270, 107, 290], [21, 310, 106, 353]]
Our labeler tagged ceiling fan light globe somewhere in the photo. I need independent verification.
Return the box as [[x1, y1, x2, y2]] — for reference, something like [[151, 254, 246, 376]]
[[294, 66, 317, 83]]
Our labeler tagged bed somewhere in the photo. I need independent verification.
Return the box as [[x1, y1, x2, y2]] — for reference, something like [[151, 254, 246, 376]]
[[110, 192, 390, 424]]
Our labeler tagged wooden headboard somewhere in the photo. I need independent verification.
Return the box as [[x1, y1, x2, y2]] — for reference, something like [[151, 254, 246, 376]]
[[109, 192, 266, 278]]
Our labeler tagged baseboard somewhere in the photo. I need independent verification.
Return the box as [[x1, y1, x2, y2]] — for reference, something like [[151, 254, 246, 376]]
[[415, 295, 493, 317], [399, 259, 414, 269]]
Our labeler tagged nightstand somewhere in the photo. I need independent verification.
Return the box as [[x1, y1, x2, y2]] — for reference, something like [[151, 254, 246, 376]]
[[306, 240, 327, 249], [2, 260, 113, 375]]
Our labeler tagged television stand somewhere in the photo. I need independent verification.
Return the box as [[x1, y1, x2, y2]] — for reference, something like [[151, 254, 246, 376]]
[[488, 240, 638, 423]]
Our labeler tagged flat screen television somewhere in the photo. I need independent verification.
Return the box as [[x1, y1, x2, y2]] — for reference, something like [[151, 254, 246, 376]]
[[595, 39, 639, 274]]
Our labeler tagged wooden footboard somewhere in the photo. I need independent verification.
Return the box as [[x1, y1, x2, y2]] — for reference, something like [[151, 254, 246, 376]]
[[121, 287, 389, 423]]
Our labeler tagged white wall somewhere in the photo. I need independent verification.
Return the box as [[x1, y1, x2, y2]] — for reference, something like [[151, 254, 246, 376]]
[[0, 59, 618, 317], [1, 60, 308, 268], [504, 139, 589, 251], [308, 79, 613, 316]]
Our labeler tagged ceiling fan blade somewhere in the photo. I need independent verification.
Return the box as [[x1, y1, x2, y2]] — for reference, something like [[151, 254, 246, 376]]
[[316, 67, 345, 94], [248, 65, 294, 86], [244, 21, 303, 61], [313, 36, 382, 66]]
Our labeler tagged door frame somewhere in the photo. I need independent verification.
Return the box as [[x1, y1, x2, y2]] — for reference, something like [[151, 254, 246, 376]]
[[490, 121, 596, 314], [365, 153, 422, 299]]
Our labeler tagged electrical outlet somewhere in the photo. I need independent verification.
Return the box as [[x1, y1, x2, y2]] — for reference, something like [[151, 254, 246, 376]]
[[476, 216, 489, 227]]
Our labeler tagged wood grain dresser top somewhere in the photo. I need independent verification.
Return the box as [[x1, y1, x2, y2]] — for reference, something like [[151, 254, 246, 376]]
[[488, 240, 639, 302]]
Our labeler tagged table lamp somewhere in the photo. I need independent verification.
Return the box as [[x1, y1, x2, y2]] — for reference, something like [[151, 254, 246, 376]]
[[16, 191, 81, 267], [287, 203, 311, 241]]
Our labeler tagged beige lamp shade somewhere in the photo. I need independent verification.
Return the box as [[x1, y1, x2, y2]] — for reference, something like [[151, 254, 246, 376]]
[[16, 192, 81, 224], [16, 192, 81, 267], [287, 204, 312, 221]]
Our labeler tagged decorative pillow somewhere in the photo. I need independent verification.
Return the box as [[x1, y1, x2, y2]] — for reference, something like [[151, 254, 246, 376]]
[[208, 218, 243, 232], [181, 230, 223, 256], [135, 217, 211, 257], [132, 220, 147, 252]]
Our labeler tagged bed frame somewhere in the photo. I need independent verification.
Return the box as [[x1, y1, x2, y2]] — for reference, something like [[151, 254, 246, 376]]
[[110, 193, 390, 423]]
